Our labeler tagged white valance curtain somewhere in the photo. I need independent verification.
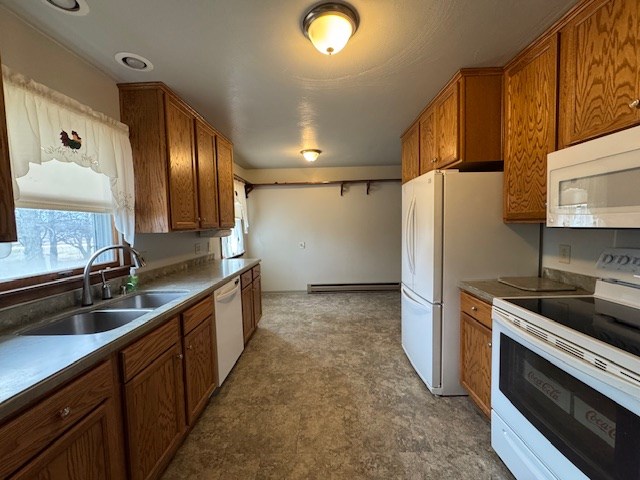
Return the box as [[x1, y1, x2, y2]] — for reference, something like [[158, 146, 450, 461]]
[[2, 65, 136, 244]]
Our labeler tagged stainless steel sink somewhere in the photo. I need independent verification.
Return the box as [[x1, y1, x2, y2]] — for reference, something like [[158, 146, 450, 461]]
[[23, 309, 151, 335], [103, 291, 187, 310]]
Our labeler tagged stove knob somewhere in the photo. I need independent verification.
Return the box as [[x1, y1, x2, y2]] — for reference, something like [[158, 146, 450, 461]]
[[617, 255, 630, 265], [602, 254, 614, 265]]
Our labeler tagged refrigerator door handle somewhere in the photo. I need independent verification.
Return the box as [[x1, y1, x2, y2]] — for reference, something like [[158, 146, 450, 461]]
[[401, 285, 427, 308], [404, 197, 415, 274], [408, 198, 416, 274]]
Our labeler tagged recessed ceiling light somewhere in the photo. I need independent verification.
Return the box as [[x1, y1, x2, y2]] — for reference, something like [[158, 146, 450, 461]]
[[301, 149, 321, 162], [115, 52, 154, 72], [41, 0, 89, 15]]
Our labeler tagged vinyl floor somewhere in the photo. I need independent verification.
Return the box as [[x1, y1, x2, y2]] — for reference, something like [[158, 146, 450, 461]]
[[161, 292, 513, 480]]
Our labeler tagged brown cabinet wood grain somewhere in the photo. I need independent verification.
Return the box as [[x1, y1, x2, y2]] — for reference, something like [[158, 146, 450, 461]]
[[401, 122, 420, 184], [195, 120, 220, 229], [459, 292, 492, 418], [0, 360, 125, 480], [183, 317, 216, 425], [0, 52, 16, 242], [559, 0, 640, 147], [216, 136, 235, 229], [241, 265, 262, 344], [241, 283, 254, 344], [435, 81, 460, 169], [418, 107, 437, 175], [252, 275, 262, 325], [124, 343, 186, 480], [118, 82, 234, 233], [503, 35, 559, 223]]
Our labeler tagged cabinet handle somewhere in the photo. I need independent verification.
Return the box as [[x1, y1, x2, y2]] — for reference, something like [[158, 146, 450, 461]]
[[59, 406, 72, 419], [431, 158, 437, 164], [201, 218, 206, 222], [629, 99, 640, 109], [187, 344, 193, 350], [488, 342, 492, 348], [177, 353, 184, 360], [197, 217, 202, 222], [471, 306, 478, 312]]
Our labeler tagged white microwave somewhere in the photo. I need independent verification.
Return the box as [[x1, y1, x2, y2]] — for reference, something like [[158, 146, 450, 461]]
[[547, 125, 640, 228]]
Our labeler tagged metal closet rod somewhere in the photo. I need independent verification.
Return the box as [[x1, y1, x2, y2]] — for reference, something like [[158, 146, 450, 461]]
[[233, 175, 401, 197]]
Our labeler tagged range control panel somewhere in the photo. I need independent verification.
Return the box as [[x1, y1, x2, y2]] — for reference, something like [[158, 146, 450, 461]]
[[596, 248, 640, 275]]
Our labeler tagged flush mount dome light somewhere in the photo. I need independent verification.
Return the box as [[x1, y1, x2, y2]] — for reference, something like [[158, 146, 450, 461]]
[[115, 52, 154, 72], [42, 0, 89, 15], [301, 149, 321, 162], [302, 2, 359, 55]]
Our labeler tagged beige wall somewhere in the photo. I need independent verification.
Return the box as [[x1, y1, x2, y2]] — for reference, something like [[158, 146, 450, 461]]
[[242, 166, 401, 291], [0, 9, 221, 269]]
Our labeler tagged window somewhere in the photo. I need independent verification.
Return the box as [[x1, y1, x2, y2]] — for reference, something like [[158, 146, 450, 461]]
[[221, 218, 245, 259], [0, 208, 116, 283]]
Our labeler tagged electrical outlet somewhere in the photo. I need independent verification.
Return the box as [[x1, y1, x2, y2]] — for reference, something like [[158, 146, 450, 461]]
[[298, 241, 306, 249], [559, 244, 571, 264], [194, 243, 201, 254]]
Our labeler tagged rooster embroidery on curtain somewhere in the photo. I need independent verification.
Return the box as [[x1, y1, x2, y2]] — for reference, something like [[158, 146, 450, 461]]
[[60, 130, 82, 149]]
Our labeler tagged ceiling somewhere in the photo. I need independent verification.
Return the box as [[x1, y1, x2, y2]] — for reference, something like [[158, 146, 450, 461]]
[[1, 0, 577, 169]]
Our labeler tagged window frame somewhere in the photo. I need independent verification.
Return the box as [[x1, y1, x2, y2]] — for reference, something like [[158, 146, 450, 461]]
[[0, 220, 132, 309]]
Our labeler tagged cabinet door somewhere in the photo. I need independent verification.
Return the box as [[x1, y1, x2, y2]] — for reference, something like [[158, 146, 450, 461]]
[[252, 275, 262, 325], [401, 122, 420, 183], [241, 285, 254, 344], [165, 98, 199, 230], [12, 402, 124, 480], [195, 120, 219, 229], [460, 312, 492, 417], [419, 108, 437, 175], [504, 35, 559, 223], [0, 52, 17, 242], [559, 0, 640, 147], [216, 136, 235, 229], [183, 318, 216, 425], [124, 343, 186, 480], [435, 82, 460, 168]]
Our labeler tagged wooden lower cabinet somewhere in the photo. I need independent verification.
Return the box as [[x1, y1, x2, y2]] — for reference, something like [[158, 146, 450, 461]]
[[124, 342, 186, 480], [0, 360, 125, 480], [459, 292, 493, 417], [241, 265, 262, 344], [183, 317, 217, 425]]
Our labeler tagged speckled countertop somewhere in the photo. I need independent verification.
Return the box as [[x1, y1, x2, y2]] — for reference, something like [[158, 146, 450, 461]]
[[0, 258, 259, 422], [458, 278, 591, 304]]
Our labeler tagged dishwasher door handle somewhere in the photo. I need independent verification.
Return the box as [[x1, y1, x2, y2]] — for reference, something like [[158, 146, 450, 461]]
[[216, 282, 241, 302]]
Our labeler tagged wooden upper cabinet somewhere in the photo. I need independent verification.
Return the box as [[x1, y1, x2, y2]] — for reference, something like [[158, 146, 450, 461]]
[[166, 98, 199, 231], [216, 136, 235, 229], [435, 81, 460, 168], [0, 52, 17, 242], [504, 34, 559, 223], [402, 68, 502, 179], [119, 82, 234, 233], [419, 107, 437, 175], [401, 122, 420, 183], [559, 0, 640, 147], [195, 120, 220, 229]]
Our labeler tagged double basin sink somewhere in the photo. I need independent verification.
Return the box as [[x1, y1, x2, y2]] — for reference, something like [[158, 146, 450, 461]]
[[23, 291, 188, 336]]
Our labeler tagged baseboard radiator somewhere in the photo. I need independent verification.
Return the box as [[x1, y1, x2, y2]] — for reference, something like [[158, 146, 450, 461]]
[[307, 282, 400, 294]]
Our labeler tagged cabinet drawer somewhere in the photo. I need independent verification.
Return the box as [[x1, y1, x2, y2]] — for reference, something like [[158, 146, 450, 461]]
[[182, 296, 213, 335], [121, 317, 180, 382], [460, 291, 492, 329], [252, 264, 261, 280], [241, 270, 253, 289], [0, 360, 114, 479]]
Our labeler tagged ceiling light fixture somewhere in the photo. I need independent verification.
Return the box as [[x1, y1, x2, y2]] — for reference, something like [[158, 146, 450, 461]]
[[301, 149, 321, 162], [115, 52, 154, 72], [302, 2, 359, 55], [42, 0, 89, 15]]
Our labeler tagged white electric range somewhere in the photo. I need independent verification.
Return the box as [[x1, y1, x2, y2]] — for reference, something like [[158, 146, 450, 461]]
[[490, 250, 640, 480]]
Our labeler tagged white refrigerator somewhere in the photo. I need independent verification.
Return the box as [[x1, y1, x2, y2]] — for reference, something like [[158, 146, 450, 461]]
[[401, 170, 539, 395]]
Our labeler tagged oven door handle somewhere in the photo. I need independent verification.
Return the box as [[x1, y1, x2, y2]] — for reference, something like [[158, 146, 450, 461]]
[[493, 309, 640, 401]]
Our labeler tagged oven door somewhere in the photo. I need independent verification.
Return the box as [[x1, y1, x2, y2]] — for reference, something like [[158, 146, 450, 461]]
[[491, 310, 640, 480]]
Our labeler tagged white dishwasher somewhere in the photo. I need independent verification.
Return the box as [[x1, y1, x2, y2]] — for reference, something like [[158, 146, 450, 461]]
[[214, 276, 244, 384]]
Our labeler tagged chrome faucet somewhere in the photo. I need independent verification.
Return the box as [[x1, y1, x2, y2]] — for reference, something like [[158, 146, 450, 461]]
[[81, 245, 146, 306]]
